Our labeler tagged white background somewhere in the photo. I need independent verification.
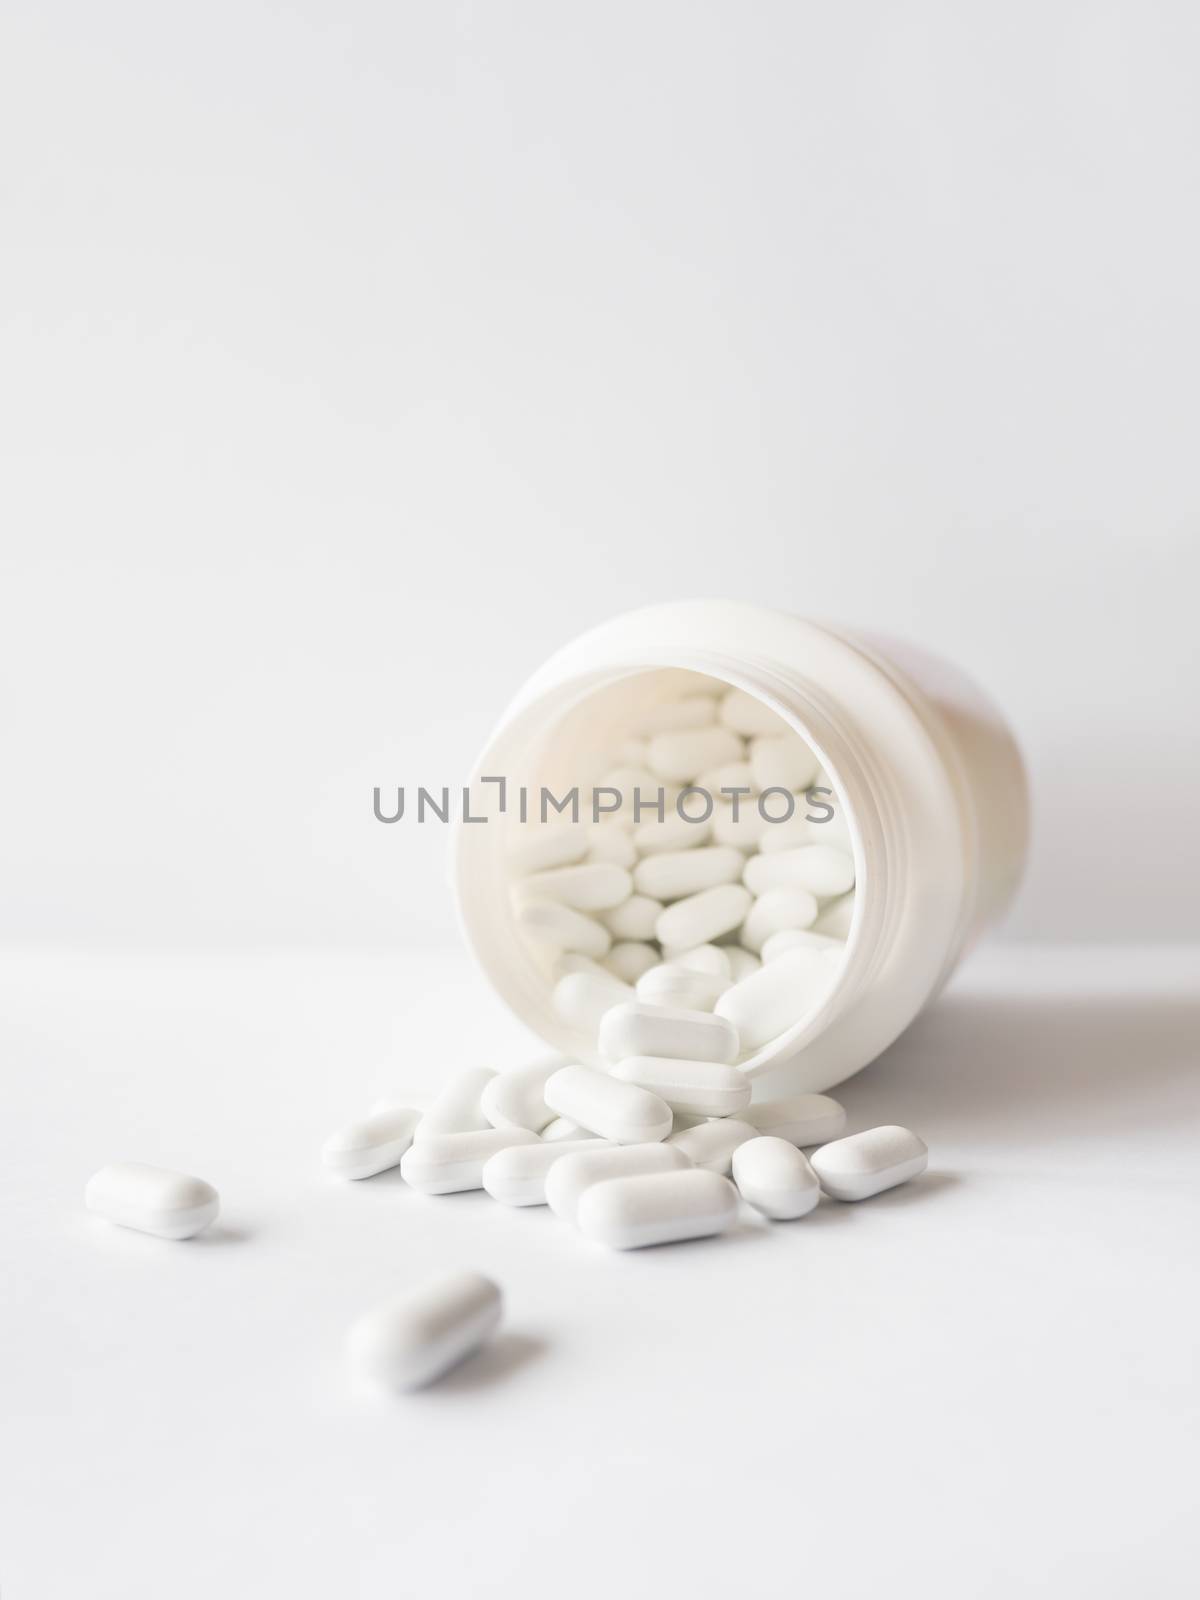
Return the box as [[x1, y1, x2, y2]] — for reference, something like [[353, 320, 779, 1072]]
[[2, 0, 1198, 949], [3, 7, 1199, 1599]]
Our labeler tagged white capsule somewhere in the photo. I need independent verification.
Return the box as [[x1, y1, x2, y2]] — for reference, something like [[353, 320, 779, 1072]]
[[544, 1064, 673, 1145], [671, 944, 733, 980], [323, 1108, 422, 1180], [811, 1125, 928, 1201], [718, 688, 787, 737], [635, 961, 725, 1012], [481, 1058, 564, 1134], [760, 927, 842, 962], [749, 733, 820, 794], [633, 812, 714, 854], [744, 844, 855, 899], [540, 1116, 602, 1143], [633, 845, 743, 903], [732, 1136, 820, 1220], [741, 887, 819, 952], [517, 900, 611, 959], [602, 894, 665, 942], [482, 1139, 611, 1206], [724, 946, 761, 982], [599, 1000, 740, 1066], [347, 1271, 502, 1392], [740, 1093, 847, 1146], [696, 760, 755, 795], [666, 1117, 757, 1174], [655, 883, 751, 950], [646, 727, 743, 784], [715, 947, 839, 1055], [520, 862, 633, 912], [545, 1141, 692, 1224], [552, 952, 607, 979], [595, 766, 661, 811], [603, 941, 659, 984], [610, 1056, 751, 1118], [756, 812, 818, 853], [633, 693, 719, 736], [399, 1128, 540, 1194], [812, 890, 856, 939], [507, 823, 589, 875], [552, 970, 635, 1034], [415, 1067, 495, 1140], [711, 800, 771, 851], [577, 1168, 739, 1250], [85, 1163, 219, 1240], [587, 824, 638, 869]]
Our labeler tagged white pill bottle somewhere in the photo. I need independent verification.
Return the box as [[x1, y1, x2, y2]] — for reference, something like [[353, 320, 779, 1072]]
[[453, 601, 1028, 1099]]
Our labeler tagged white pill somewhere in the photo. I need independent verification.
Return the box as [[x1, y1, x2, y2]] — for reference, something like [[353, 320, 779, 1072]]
[[541, 1116, 602, 1143], [599, 1001, 739, 1065], [646, 727, 743, 784], [604, 942, 660, 984], [697, 760, 755, 795], [741, 887, 819, 952], [552, 970, 635, 1033], [811, 1125, 928, 1200], [634, 846, 744, 902], [633, 813, 714, 854], [587, 824, 638, 869], [553, 952, 607, 979], [718, 688, 787, 737], [517, 900, 611, 959], [520, 862, 633, 912], [711, 800, 771, 850], [812, 890, 856, 939], [666, 1117, 757, 1174], [415, 1067, 496, 1140], [732, 1137, 820, 1220], [671, 944, 732, 980], [749, 733, 820, 793], [85, 1163, 219, 1240], [577, 1168, 739, 1250], [610, 1056, 751, 1118], [633, 693, 719, 735], [740, 1093, 847, 1146], [399, 1128, 540, 1194], [323, 1108, 422, 1180], [508, 823, 589, 874], [596, 766, 661, 810], [744, 844, 855, 899], [347, 1271, 502, 1392], [656, 883, 751, 949], [715, 947, 839, 1054], [724, 946, 761, 982], [635, 961, 725, 1012], [602, 894, 665, 941], [546, 1141, 693, 1224], [544, 1064, 673, 1145], [481, 1058, 564, 1134], [482, 1138, 611, 1206], [756, 812, 818, 853], [760, 927, 842, 962]]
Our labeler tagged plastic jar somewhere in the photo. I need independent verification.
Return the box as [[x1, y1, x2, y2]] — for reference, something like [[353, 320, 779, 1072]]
[[453, 601, 1028, 1098]]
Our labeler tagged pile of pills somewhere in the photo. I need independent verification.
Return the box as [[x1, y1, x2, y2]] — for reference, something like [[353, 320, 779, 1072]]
[[508, 684, 857, 1061]]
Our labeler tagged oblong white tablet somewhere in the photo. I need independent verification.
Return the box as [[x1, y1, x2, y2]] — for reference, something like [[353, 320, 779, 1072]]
[[759, 928, 841, 962], [610, 1056, 751, 1119], [85, 1163, 220, 1240], [665, 1117, 757, 1175], [633, 846, 744, 902], [323, 1107, 422, 1179], [602, 894, 665, 942], [744, 844, 856, 899], [812, 890, 856, 940], [811, 1126, 928, 1200], [399, 1128, 540, 1194], [521, 862, 633, 911], [741, 886, 820, 952], [517, 900, 611, 959], [481, 1057, 564, 1134], [740, 1093, 846, 1147], [646, 726, 743, 783], [544, 1064, 672, 1145], [732, 1136, 820, 1220], [714, 947, 838, 1054], [545, 1142, 692, 1224], [599, 1001, 740, 1066], [605, 942, 660, 984], [655, 883, 752, 949], [748, 733, 820, 794], [347, 1271, 502, 1392], [508, 823, 589, 875], [635, 961, 726, 1012], [633, 813, 713, 854], [482, 1138, 611, 1206], [633, 694, 718, 736], [576, 1168, 739, 1249], [552, 970, 635, 1034], [718, 688, 786, 737], [415, 1067, 495, 1140], [540, 1116, 602, 1143]]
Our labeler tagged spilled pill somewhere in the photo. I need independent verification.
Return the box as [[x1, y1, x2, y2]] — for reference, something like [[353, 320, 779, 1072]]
[[323, 1108, 421, 1180], [732, 1136, 820, 1219], [415, 1068, 496, 1140], [665, 1116, 757, 1174], [544, 1064, 673, 1145], [481, 1058, 564, 1135], [576, 1168, 739, 1250], [610, 1056, 751, 1118], [482, 1138, 611, 1206], [545, 1142, 692, 1225], [740, 1093, 846, 1147], [599, 1001, 739, 1066], [399, 1128, 540, 1195], [347, 1270, 502, 1392], [85, 1163, 220, 1240], [811, 1126, 928, 1201]]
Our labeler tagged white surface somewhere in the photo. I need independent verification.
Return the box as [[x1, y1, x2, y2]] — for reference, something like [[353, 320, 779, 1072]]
[[3, 942, 1198, 1598], [3, 2, 1200, 949]]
